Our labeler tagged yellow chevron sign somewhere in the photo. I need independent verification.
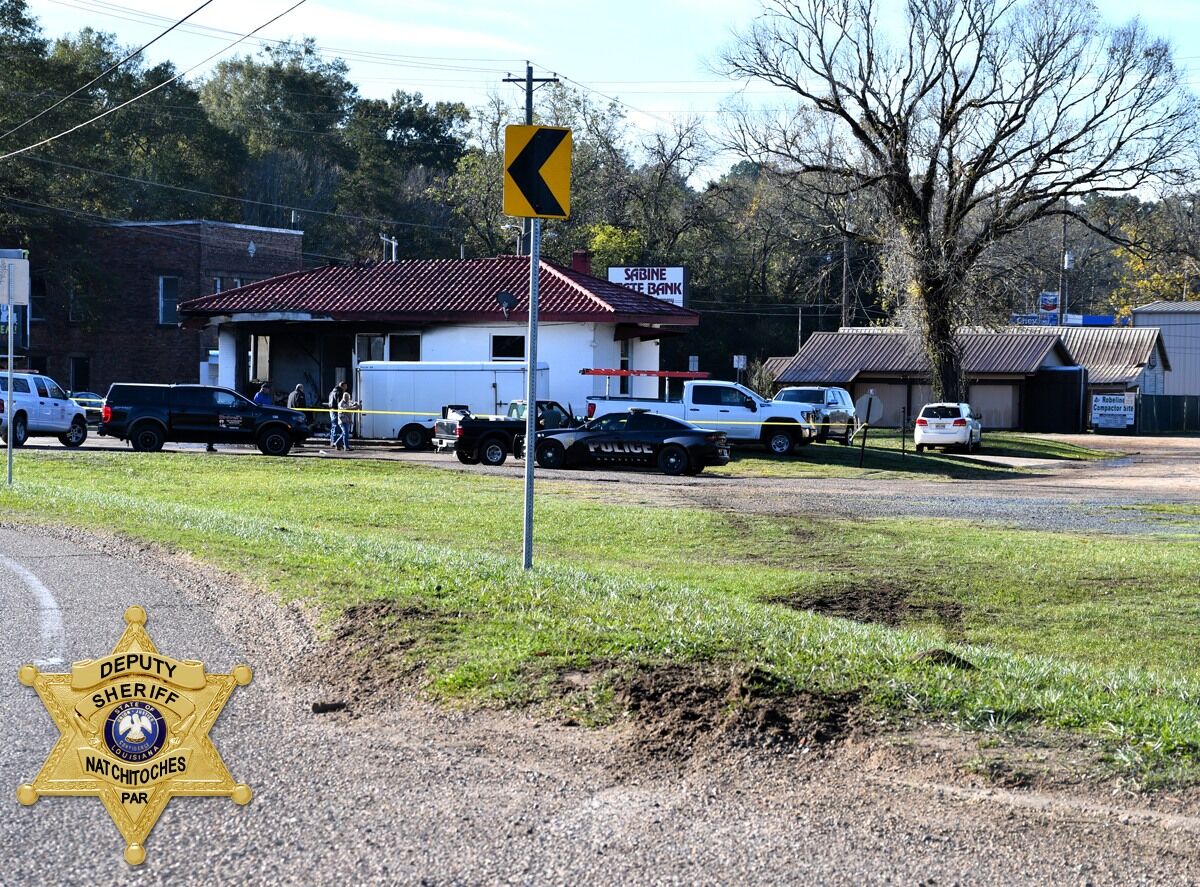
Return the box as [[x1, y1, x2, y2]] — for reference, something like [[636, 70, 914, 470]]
[[503, 125, 572, 219]]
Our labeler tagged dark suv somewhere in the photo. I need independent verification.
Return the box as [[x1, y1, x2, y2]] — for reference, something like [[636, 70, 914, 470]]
[[99, 384, 309, 455]]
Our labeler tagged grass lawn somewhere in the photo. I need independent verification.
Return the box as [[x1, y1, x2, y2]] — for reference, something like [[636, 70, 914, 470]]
[[3, 448, 1197, 783], [719, 430, 1115, 480]]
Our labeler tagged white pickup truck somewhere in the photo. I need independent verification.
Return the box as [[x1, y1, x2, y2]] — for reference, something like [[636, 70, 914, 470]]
[[586, 380, 818, 455]]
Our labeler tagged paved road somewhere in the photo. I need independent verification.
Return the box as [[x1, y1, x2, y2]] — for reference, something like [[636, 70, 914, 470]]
[[3, 526, 1200, 885]]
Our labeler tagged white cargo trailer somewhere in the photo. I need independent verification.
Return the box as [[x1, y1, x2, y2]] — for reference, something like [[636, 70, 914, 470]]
[[356, 361, 549, 448]]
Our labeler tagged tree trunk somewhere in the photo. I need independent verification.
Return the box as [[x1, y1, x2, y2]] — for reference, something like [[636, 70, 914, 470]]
[[919, 279, 965, 403]]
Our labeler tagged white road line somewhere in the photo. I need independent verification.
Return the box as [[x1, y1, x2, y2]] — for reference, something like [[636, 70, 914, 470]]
[[0, 554, 64, 668]]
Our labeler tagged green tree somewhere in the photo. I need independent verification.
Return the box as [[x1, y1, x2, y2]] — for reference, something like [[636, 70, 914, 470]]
[[335, 91, 468, 259]]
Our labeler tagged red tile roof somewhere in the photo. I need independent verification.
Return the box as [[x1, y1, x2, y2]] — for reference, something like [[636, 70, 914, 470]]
[[179, 256, 698, 325]]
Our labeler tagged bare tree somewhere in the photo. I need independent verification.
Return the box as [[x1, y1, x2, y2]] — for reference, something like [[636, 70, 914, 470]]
[[722, 0, 1197, 399]]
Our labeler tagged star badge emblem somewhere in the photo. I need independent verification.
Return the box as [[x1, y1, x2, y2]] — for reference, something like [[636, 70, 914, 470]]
[[16, 606, 253, 865]]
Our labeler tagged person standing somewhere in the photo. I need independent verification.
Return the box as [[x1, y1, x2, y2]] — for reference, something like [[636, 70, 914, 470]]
[[337, 390, 359, 451], [285, 384, 308, 448], [327, 381, 349, 446], [286, 384, 307, 410], [253, 383, 272, 406]]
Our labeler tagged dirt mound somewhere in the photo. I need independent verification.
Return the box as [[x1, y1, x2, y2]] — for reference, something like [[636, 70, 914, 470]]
[[774, 582, 965, 641], [303, 600, 442, 712], [617, 664, 861, 761]]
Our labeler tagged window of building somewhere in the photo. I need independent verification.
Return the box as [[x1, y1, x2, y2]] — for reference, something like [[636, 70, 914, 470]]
[[388, 333, 420, 361], [491, 334, 524, 361], [619, 338, 633, 395], [158, 276, 180, 325], [356, 334, 385, 363], [69, 356, 90, 392], [68, 290, 84, 323], [28, 278, 46, 322], [213, 277, 222, 294]]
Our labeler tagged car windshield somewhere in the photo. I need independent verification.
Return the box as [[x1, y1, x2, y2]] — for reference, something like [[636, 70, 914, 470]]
[[777, 388, 825, 403], [921, 405, 962, 419]]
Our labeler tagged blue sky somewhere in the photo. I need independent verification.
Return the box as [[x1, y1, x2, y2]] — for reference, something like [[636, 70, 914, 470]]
[[23, 0, 1200, 148]]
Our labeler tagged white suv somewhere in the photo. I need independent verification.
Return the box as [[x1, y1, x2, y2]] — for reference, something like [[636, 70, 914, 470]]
[[0, 372, 89, 448], [914, 402, 982, 453]]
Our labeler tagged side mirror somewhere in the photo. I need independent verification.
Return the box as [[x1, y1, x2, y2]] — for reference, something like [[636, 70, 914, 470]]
[[746, 399, 757, 413]]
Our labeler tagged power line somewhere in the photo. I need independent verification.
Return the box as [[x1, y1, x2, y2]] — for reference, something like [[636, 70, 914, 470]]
[[18, 154, 453, 231], [43, 0, 519, 73], [1, 0, 308, 161], [0, 0, 216, 144], [0, 193, 355, 264]]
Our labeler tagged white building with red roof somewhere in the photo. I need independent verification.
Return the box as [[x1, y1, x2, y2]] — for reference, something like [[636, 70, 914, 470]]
[[179, 251, 698, 413]]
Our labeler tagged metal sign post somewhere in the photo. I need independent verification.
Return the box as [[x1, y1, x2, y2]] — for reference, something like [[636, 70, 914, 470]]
[[1, 250, 30, 485], [501, 70, 571, 570], [5, 264, 12, 486], [522, 219, 541, 570]]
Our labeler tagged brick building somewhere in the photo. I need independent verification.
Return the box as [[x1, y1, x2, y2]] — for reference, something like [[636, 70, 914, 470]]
[[25, 220, 302, 392]]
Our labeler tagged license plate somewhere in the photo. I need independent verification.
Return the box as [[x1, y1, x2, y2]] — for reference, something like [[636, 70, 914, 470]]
[[718, 448, 730, 458], [934, 423, 946, 429]]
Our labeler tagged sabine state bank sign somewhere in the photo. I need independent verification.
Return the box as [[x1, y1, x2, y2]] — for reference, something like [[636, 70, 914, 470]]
[[608, 267, 686, 307]]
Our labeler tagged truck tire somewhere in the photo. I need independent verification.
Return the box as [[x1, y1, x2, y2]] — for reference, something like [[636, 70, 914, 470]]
[[841, 422, 854, 445], [59, 417, 88, 448], [658, 444, 689, 476], [764, 428, 794, 455], [257, 426, 293, 457], [7, 413, 28, 448], [535, 440, 566, 469], [477, 436, 508, 466], [129, 422, 165, 453], [399, 424, 427, 450], [455, 449, 479, 465]]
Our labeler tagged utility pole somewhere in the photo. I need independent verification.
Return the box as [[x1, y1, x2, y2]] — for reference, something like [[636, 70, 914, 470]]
[[503, 63, 558, 257], [378, 233, 398, 262], [840, 234, 850, 328], [1059, 199, 1068, 323]]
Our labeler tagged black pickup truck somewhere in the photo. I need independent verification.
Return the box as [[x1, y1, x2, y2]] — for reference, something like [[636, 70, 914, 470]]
[[432, 400, 575, 466], [99, 383, 310, 455]]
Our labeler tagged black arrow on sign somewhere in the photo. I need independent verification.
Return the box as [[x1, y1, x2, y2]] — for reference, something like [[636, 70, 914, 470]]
[[507, 128, 568, 216]]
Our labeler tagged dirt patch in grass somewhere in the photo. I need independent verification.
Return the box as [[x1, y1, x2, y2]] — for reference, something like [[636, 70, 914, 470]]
[[772, 582, 965, 641], [616, 664, 862, 761], [304, 600, 448, 711]]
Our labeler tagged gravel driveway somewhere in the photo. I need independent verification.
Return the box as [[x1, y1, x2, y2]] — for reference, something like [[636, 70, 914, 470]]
[[46, 433, 1200, 536]]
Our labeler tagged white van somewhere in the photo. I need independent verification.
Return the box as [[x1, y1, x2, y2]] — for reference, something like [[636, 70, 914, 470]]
[[0, 372, 89, 447], [355, 361, 550, 448]]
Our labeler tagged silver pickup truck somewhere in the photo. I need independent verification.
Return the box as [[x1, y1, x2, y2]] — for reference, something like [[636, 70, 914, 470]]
[[587, 380, 817, 455]]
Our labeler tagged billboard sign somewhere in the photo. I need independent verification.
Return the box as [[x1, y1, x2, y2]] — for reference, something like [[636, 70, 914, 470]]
[[608, 267, 686, 306], [1038, 290, 1060, 324], [1092, 393, 1135, 429]]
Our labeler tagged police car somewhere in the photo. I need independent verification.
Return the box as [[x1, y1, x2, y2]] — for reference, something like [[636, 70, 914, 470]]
[[532, 409, 729, 475]]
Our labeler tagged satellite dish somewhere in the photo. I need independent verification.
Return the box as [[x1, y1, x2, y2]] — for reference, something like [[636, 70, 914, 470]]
[[495, 291, 518, 319]]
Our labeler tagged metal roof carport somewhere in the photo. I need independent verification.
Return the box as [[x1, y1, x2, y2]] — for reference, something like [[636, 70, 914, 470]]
[[769, 329, 1078, 429]]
